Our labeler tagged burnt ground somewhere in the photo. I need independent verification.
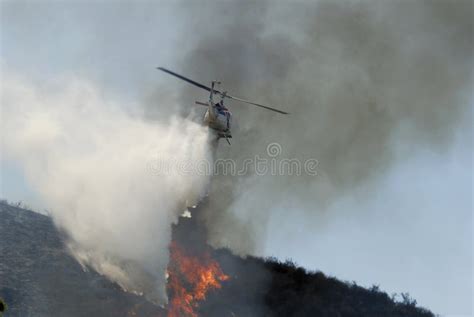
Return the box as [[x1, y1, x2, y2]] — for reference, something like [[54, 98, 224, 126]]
[[0, 201, 434, 316]]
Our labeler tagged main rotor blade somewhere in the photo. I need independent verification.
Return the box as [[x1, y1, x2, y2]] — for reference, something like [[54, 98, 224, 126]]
[[157, 67, 288, 114], [157, 67, 220, 93], [226, 95, 289, 114]]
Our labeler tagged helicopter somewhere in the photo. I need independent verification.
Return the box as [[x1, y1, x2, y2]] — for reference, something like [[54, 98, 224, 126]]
[[157, 67, 288, 145]]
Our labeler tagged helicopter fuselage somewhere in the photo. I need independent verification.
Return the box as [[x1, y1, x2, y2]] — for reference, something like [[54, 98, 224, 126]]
[[203, 102, 232, 138]]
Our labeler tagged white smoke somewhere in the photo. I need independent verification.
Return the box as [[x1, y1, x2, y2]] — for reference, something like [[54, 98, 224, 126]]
[[1, 72, 212, 303]]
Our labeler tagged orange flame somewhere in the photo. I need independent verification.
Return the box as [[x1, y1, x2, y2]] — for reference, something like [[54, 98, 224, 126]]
[[167, 242, 229, 317]]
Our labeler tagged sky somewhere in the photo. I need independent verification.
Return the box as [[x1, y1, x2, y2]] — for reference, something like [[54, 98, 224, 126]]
[[1, 1, 472, 315]]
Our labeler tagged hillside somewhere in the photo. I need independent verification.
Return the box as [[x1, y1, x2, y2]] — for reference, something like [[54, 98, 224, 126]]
[[0, 202, 434, 316], [0, 202, 162, 317]]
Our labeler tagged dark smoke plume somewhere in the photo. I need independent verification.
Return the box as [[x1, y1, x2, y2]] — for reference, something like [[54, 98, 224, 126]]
[[175, 0, 473, 254]]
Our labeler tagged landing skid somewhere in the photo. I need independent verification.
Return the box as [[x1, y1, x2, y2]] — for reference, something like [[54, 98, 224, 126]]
[[217, 132, 232, 145]]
